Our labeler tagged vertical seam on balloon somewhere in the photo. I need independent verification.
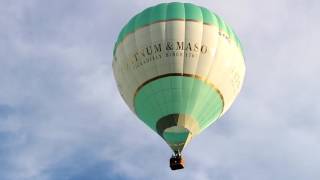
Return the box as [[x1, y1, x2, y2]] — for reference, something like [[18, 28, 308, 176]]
[[213, 16, 232, 116], [125, 14, 148, 117], [112, 53, 124, 106], [148, 4, 166, 122], [162, 3, 169, 116], [185, 4, 204, 135], [142, 7, 162, 121], [165, 3, 174, 126], [180, 3, 187, 129], [210, 15, 225, 118], [115, 27, 129, 107], [195, 13, 218, 127], [196, 13, 224, 129], [221, 30, 238, 115], [123, 15, 141, 111], [117, 43, 133, 110]]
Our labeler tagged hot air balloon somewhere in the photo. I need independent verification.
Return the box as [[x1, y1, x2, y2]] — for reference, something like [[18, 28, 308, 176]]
[[112, 2, 245, 170]]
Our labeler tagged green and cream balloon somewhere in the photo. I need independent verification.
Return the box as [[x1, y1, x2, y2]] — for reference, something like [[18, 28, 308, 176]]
[[113, 2, 245, 152]]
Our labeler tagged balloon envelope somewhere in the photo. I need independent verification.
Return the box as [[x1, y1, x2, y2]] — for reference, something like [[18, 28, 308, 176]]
[[112, 2, 245, 152]]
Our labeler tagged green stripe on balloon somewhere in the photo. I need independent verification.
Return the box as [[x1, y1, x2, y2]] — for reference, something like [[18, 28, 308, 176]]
[[134, 76, 224, 133], [113, 2, 243, 56]]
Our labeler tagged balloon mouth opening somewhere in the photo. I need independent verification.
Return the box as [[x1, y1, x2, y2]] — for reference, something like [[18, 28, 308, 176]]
[[164, 127, 191, 152], [156, 113, 198, 152]]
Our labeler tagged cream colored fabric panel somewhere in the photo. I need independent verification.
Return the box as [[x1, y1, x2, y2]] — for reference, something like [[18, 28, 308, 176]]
[[150, 22, 170, 76], [165, 21, 185, 74], [114, 44, 134, 110], [206, 35, 245, 114], [122, 31, 145, 89], [194, 25, 220, 78], [182, 21, 203, 75], [112, 61, 124, 102], [113, 47, 128, 106], [207, 38, 234, 114], [222, 49, 245, 114], [115, 42, 136, 101], [112, 61, 123, 102], [134, 25, 160, 81]]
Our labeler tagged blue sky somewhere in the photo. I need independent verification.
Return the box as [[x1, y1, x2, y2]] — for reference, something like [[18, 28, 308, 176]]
[[0, 0, 320, 179]]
